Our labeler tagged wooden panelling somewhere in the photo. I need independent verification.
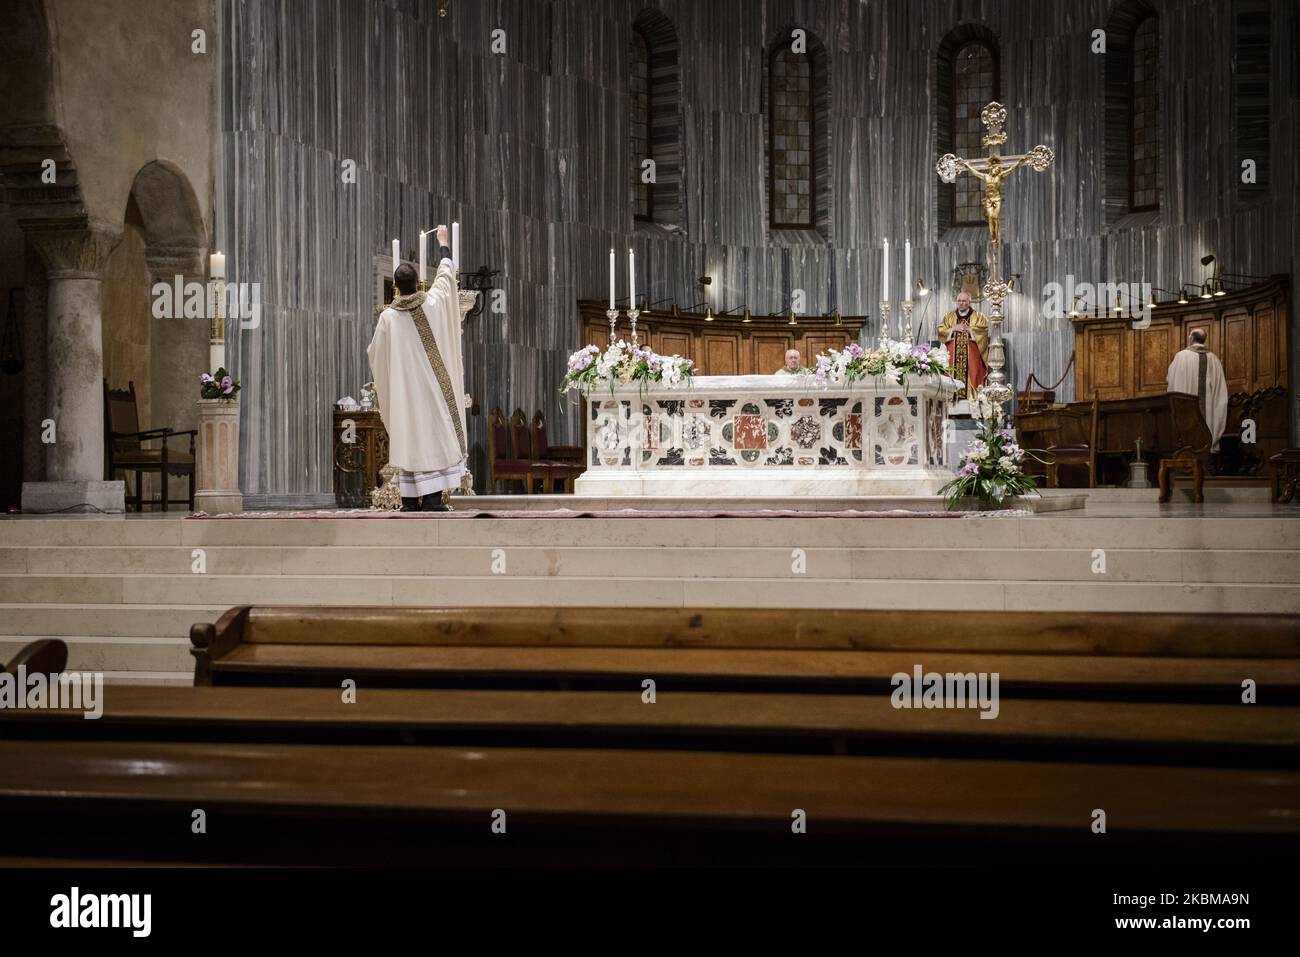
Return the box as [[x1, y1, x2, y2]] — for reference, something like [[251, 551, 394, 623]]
[[1072, 278, 1290, 403], [1222, 312, 1252, 390], [754, 335, 794, 374], [579, 301, 864, 376], [1138, 324, 1175, 393]]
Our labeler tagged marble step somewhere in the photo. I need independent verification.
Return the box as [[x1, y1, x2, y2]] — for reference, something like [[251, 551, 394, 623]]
[[1, 575, 1297, 614], [1, 515, 1297, 549], [0, 544, 1297, 584]]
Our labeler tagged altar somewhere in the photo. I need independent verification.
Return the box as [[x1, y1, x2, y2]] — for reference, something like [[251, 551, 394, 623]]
[[575, 373, 959, 497]]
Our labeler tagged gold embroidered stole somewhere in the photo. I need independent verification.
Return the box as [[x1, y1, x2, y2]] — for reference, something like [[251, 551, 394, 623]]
[[391, 292, 467, 462]]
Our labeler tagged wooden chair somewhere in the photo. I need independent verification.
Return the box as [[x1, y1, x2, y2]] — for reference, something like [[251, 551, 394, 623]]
[[1159, 393, 1214, 504], [104, 380, 196, 511], [530, 410, 585, 493], [486, 407, 538, 494], [1271, 448, 1300, 504], [1045, 395, 1098, 488]]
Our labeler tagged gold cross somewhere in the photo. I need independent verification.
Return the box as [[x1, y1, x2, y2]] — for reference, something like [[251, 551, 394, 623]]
[[936, 102, 1054, 262]]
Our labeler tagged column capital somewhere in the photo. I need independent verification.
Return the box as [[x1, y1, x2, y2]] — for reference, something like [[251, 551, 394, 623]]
[[23, 217, 122, 280], [145, 243, 206, 284]]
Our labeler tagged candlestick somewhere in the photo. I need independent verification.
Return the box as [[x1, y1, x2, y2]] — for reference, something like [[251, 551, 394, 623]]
[[418, 231, 427, 284], [878, 300, 892, 349], [626, 307, 641, 346], [605, 308, 620, 344], [391, 239, 400, 277], [451, 221, 460, 271], [609, 249, 616, 309], [904, 240, 912, 304], [900, 299, 915, 344], [882, 238, 890, 305], [209, 254, 226, 371], [628, 248, 635, 312], [209, 251, 225, 280]]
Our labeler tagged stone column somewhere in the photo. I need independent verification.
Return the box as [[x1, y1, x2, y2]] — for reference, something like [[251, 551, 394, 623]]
[[21, 219, 125, 513]]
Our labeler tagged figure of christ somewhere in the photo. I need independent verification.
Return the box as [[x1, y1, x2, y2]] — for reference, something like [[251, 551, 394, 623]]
[[367, 224, 471, 512], [952, 153, 1033, 247], [937, 290, 990, 402]]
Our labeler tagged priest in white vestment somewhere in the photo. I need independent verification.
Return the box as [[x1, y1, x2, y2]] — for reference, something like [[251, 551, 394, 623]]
[[367, 224, 470, 511], [1166, 328, 1228, 450]]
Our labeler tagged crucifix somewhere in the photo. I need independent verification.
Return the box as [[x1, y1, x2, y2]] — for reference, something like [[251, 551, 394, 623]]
[[936, 102, 1054, 404]]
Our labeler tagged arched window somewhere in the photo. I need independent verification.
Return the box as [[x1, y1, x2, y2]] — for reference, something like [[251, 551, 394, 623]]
[[765, 29, 830, 235], [1103, 0, 1159, 222], [630, 10, 681, 229], [1232, 0, 1270, 199], [935, 25, 1000, 233], [1129, 14, 1159, 210]]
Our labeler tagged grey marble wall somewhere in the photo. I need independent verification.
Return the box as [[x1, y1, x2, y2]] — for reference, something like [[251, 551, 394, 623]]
[[215, 0, 1299, 502]]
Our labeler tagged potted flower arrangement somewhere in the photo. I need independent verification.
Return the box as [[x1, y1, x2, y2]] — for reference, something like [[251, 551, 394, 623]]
[[560, 340, 695, 396], [938, 392, 1044, 510], [815, 340, 950, 392], [199, 367, 240, 401]]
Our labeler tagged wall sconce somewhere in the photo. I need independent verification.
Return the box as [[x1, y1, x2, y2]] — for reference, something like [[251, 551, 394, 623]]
[[682, 301, 712, 320], [1067, 295, 1085, 318], [787, 309, 798, 326], [641, 297, 672, 316], [915, 279, 930, 298], [459, 265, 499, 318]]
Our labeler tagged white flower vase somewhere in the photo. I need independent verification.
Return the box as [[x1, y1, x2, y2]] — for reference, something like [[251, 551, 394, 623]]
[[194, 396, 243, 515]]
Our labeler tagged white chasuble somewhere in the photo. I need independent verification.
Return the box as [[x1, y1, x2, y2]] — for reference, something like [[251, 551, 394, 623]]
[[367, 257, 469, 488], [1166, 345, 1228, 448]]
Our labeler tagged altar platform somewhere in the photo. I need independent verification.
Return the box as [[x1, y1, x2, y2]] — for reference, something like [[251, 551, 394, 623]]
[[575, 373, 959, 497]]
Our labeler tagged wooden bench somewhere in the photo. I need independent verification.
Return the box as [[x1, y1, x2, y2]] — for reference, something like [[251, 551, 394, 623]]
[[6, 684, 1298, 763], [190, 606, 1300, 702], [2, 739, 1296, 865]]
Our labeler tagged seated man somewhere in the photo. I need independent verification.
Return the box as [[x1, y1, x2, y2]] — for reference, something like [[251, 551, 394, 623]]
[[774, 348, 804, 375], [1166, 328, 1228, 450]]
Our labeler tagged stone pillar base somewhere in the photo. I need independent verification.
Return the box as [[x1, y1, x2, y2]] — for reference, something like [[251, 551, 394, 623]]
[[22, 480, 125, 514], [193, 490, 244, 515]]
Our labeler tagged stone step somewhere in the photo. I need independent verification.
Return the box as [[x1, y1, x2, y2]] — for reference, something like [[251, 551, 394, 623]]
[[0, 635, 192, 675], [1, 546, 1296, 582], [1, 515, 1297, 549], [1, 576, 1297, 613]]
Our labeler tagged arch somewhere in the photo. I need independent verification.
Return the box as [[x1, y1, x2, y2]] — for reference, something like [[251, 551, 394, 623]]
[[1103, 0, 1160, 222], [128, 159, 206, 275], [630, 9, 681, 230], [935, 23, 1001, 233], [763, 26, 830, 237], [0, 0, 59, 129]]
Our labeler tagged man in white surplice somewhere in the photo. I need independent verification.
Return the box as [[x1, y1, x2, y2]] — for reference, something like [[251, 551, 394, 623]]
[[1166, 327, 1228, 450], [367, 224, 470, 511]]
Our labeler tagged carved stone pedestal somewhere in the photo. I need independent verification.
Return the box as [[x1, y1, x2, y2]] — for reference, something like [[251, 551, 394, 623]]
[[194, 397, 243, 514]]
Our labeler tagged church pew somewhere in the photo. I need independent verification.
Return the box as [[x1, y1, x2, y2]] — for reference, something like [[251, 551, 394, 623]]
[[1, 739, 1295, 865], [3, 685, 1296, 766], [199, 642, 1300, 703], [191, 606, 1300, 686]]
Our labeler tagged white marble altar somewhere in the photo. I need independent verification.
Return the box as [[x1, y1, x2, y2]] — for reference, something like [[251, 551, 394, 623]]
[[575, 373, 959, 497]]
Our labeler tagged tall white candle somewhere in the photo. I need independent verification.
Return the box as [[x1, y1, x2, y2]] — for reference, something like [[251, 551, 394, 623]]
[[609, 248, 616, 309], [882, 238, 890, 303], [904, 239, 912, 303], [418, 231, 427, 284], [628, 248, 636, 310], [209, 252, 225, 280], [392, 239, 400, 277], [451, 221, 460, 271]]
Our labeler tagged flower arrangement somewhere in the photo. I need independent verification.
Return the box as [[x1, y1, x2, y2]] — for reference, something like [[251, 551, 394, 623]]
[[199, 367, 240, 400], [815, 339, 950, 391], [560, 340, 695, 396], [938, 392, 1043, 509]]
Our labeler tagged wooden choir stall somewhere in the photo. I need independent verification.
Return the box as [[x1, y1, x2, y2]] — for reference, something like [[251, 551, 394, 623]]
[[1016, 277, 1290, 494]]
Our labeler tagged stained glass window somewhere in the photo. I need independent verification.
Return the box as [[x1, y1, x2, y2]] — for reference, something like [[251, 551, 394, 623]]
[[953, 42, 995, 226], [1130, 15, 1159, 210]]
